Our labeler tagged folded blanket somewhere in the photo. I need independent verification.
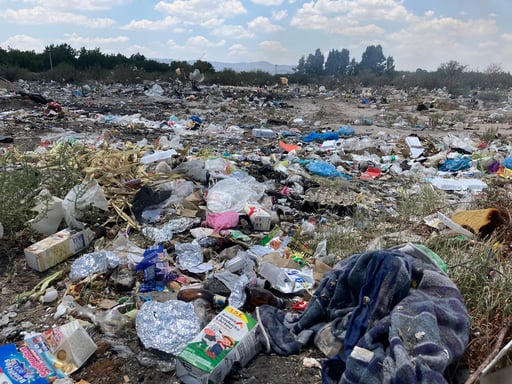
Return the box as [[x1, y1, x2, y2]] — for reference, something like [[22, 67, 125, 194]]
[[256, 248, 470, 384]]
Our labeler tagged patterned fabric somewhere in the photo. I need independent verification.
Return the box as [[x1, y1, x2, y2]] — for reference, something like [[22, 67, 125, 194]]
[[256, 248, 470, 384]]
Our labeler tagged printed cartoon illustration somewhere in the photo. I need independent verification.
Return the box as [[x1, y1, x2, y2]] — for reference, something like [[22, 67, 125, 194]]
[[206, 335, 235, 359], [201, 327, 235, 359]]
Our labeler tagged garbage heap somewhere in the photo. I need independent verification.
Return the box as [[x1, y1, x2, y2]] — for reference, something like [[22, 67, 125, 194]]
[[1, 81, 512, 384]]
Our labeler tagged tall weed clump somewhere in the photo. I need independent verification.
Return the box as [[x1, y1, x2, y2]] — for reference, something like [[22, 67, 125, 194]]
[[0, 144, 88, 239]]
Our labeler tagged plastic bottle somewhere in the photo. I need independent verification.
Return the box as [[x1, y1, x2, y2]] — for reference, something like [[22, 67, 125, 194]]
[[252, 128, 275, 138], [380, 155, 396, 163], [177, 287, 287, 310], [224, 253, 248, 273]]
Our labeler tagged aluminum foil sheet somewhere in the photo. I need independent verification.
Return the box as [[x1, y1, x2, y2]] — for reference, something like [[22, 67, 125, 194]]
[[136, 300, 200, 355], [70, 251, 120, 281]]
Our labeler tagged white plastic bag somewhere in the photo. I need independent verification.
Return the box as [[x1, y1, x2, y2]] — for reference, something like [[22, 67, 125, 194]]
[[63, 180, 109, 229], [207, 178, 264, 213]]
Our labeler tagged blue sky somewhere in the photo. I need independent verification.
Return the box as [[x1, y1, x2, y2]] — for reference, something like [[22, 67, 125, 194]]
[[0, 0, 511, 72]]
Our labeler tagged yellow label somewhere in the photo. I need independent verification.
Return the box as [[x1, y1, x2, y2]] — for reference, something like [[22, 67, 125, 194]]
[[225, 306, 248, 323]]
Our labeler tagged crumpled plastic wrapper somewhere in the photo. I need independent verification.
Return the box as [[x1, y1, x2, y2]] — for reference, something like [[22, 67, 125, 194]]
[[175, 242, 213, 273], [70, 251, 121, 281], [136, 300, 200, 355], [142, 217, 197, 243], [228, 274, 249, 309]]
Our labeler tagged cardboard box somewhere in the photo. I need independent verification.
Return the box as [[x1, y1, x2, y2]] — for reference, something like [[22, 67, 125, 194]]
[[244, 204, 272, 231], [176, 306, 260, 384], [24, 228, 95, 272], [0, 320, 97, 383]]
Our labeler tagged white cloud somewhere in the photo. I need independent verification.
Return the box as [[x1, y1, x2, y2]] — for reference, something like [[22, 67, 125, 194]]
[[290, 13, 329, 30], [479, 41, 498, 49], [1, 34, 44, 52], [0, 6, 115, 27], [387, 15, 499, 70], [212, 25, 255, 39], [228, 43, 249, 57], [345, 0, 413, 21], [250, 0, 284, 5], [166, 36, 225, 61], [400, 17, 497, 37], [155, 0, 246, 21], [200, 18, 224, 29], [135, 3, 237, 32], [21, 0, 129, 11], [172, 27, 188, 34], [501, 33, 512, 41], [330, 23, 385, 36], [124, 44, 163, 58], [259, 40, 287, 53], [290, 0, 415, 37], [167, 36, 226, 50], [272, 10, 287, 21], [248, 16, 283, 33], [61, 33, 129, 46], [121, 16, 180, 31], [187, 36, 226, 48]]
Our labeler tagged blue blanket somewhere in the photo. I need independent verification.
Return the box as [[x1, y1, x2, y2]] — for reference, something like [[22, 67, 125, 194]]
[[255, 248, 470, 383]]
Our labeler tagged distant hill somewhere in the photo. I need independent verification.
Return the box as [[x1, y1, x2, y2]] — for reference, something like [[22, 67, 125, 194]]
[[155, 59, 295, 75]]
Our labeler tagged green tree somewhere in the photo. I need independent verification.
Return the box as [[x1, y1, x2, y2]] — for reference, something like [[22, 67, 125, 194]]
[[346, 58, 359, 76], [44, 44, 77, 69], [209, 69, 239, 85], [484, 63, 509, 88], [359, 45, 386, 75], [437, 60, 467, 76], [5, 48, 45, 72], [142, 58, 170, 72], [325, 48, 350, 76], [385, 56, 395, 75], [436, 60, 468, 94], [294, 56, 306, 74], [305, 48, 324, 76], [0, 47, 8, 65], [169, 60, 193, 79], [129, 53, 147, 70], [192, 60, 215, 75], [76, 47, 109, 70]]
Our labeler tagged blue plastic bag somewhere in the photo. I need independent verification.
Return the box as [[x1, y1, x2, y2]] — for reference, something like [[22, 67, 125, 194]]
[[303, 131, 339, 143], [306, 160, 350, 179], [338, 125, 355, 136], [438, 158, 471, 172], [503, 157, 512, 169]]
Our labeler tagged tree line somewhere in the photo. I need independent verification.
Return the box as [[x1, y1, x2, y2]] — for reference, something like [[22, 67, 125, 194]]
[[1, 43, 512, 95], [295, 44, 395, 77]]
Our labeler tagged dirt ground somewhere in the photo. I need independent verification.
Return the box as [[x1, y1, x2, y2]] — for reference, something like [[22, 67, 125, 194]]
[[0, 82, 510, 383]]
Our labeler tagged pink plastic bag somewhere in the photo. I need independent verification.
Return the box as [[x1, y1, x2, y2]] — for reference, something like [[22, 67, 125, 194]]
[[205, 211, 239, 232]]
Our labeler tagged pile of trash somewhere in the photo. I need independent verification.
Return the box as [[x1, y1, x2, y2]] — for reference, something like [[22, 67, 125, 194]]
[[1, 80, 512, 384]]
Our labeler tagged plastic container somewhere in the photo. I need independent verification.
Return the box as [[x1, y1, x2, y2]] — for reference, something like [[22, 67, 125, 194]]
[[140, 149, 178, 164], [258, 262, 295, 293], [41, 287, 58, 303], [252, 128, 275, 138], [225, 253, 247, 273]]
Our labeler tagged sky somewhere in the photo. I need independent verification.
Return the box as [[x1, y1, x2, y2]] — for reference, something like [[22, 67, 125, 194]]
[[0, 0, 511, 72]]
